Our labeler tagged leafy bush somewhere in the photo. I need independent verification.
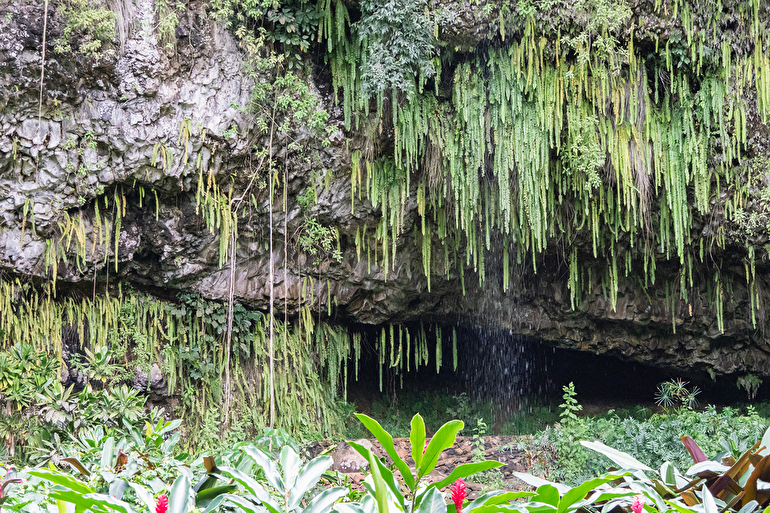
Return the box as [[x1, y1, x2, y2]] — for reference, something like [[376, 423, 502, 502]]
[[356, 0, 439, 96], [55, 0, 116, 59], [537, 404, 768, 485]]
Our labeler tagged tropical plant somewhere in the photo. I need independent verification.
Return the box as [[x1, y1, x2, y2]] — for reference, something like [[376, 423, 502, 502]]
[[347, 413, 503, 513], [537, 403, 770, 485], [82, 344, 123, 386], [737, 374, 763, 401], [517, 425, 770, 513], [214, 444, 348, 513], [655, 379, 700, 412], [0, 344, 57, 411], [559, 382, 583, 423], [20, 411, 227, 513], [356, 0, 440, 96]]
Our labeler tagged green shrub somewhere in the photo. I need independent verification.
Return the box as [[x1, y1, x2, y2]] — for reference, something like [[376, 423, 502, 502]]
[[538, 404, 769, 485], [55, 0, 116, 59]]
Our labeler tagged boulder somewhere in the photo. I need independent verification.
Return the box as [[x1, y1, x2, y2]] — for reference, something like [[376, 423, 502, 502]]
[[332, 440, 373, 473]]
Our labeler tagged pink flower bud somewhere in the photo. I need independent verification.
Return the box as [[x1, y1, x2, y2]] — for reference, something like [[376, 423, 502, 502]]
[[156, 494, 169, 513], [632, 495, 643, 513], [451, 479, 466, 513]]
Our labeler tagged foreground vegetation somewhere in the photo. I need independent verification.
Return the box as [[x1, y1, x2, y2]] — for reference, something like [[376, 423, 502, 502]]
[[2, 402, 770, 513], [2, 374, 770, 513]]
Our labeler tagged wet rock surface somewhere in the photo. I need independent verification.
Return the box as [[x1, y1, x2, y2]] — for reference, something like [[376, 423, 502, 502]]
[[0, 0, 769, 384], [332, 439, 374, 473], [133, 364, 169, 399]]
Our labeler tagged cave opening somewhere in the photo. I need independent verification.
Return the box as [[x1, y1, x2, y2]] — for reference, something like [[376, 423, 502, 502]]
[[345, 323, 755, 434]]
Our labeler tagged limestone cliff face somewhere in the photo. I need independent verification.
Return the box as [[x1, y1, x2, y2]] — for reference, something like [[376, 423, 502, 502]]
[[1, 0, 770, 383]]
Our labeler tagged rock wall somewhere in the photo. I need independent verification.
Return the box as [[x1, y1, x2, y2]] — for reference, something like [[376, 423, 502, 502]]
[[1, 0, 770, 385]]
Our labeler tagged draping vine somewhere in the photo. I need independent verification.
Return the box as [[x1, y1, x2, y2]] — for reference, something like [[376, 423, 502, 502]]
[[0, 277, 361, 444], [325, 0, 770, 337], [7, 0, 770, 438]]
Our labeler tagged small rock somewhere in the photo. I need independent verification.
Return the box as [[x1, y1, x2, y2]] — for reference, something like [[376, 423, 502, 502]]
[[333, 440, 373, 473], [133, 363, 168, 396]]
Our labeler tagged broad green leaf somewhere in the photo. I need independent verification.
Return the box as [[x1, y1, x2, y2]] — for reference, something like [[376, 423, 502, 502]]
[[193, 473, 222, 494], [649, 478, 675, 498], [289, 455, 334, 510], [163, 432, 181, 454], [101, 437, 115, 469], [201, 495, 228, 513], [333, 504, 370, 513], [368, 452, 390, 513], [600, 498, 632, 513], [666, 499, 698, 513], [333, 495, 377, 513], [737, 500, 759, 513], [349, 441, 405, 510], [465, 490, 506, 511], [226, 494, 277, 513], [634, 482, 667, 512], [433, 461, 504, 490], [580, 441, 652, 471], [28, 469, 93, 495], [410, 414, 426, 471], [512, 472, 570, 495], [168, 474, 191, 513], [243, 446, 285, 493], [281, 446, 301, 492], [533, 485, 559, 507], [108, 479, 128, 501], [99, 471, 116, 485], [360, 495, 377, 513], [418, 420, 463, 479], [660, 462, 675, 487], [125, 423, 144, 448], [557, 473, 628, 513], [302, 487, 348, 513], [196, 485, 238, 507], [128, 483, 156, 512], [758, 426, 770, 457], [159, 419, 183, 436], [48, 490, 98, 513], [81, 494, 136, 513], [218, 465, 278, 509], [739, 464, 754, 487], [465, 507, 520, 513], [414, 487, 445, 513], [466, 491, 535, 512], [702, 484, 718, 513], [584, 490, 636, 505], [355, 414, 415, 490], [685, 461, 730, 475], [518, 502, 559, 513]]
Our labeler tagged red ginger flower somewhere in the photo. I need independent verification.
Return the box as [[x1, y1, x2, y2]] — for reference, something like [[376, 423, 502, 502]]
[[631, 495, 643, 513], [451, 479, 466, 513], [422, 440, 428, 455], [156, 494, 169, 513]]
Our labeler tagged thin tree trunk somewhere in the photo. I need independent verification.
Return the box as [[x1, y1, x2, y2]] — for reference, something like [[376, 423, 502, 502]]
[[223, 222, 236, 426], [269, 169, 275, 429], [283, 164, 288, 387], [225, 100, 277, 429]]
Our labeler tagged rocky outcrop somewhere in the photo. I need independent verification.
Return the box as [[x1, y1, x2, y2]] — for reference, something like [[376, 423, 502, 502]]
[[1, 0, 770, 386]]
